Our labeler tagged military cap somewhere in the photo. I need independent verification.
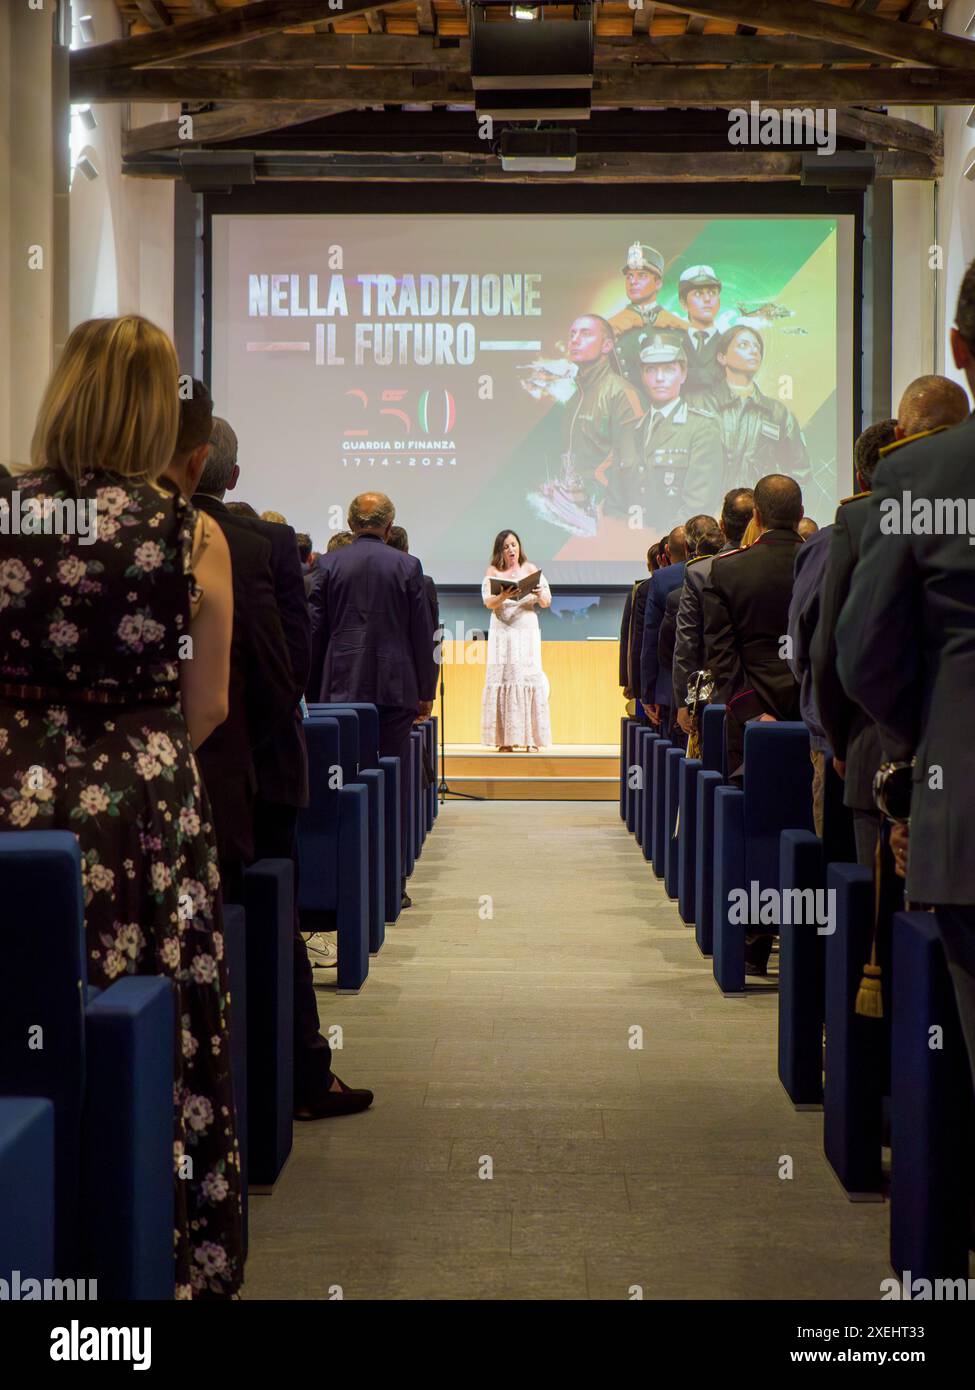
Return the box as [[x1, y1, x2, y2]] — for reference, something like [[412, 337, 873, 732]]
[[679, 264, 722, 293], [638, 329, 687, 366], [622, 242, 665, 276]]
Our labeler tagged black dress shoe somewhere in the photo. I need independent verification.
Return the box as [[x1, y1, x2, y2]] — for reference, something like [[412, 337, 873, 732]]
[[401, 891, 413, 909], [294, 1076, 374, 1120]]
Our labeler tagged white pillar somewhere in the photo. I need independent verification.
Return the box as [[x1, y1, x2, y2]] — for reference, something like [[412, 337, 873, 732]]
[[0, 0, 70, 471]]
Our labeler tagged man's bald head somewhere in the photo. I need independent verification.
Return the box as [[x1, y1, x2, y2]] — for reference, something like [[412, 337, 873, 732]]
[[667, 525, 687, 562], [348, 492, 395, 535], [753, 474, 803, 532], [897, 375, 969, 440]]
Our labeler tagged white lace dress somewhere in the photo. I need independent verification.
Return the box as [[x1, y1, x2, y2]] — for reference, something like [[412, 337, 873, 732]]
[[480, 569, 552, 748]]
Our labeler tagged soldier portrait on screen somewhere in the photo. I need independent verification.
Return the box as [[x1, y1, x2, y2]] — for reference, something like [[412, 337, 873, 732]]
[[702, 324, 811, 499], [606, 329, 722, 532]]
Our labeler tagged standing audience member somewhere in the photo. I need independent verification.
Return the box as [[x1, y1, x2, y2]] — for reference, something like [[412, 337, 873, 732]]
[[296, 532, 316, 599], [702, 475, 805, 973], [797, 517, 819, 541], [814, 374, 969, 867], [787, 513, 835, 835], [388, 524, 440, 635], [639, 525, 687, 732], [673, 487, 754, 739], [836, 267, 975, 1070], [659, 517, 723, 747], [309, 493, 438, 908], [167, 383, 297, 905], [198, 419, 371, 1118], [326, 531, 354, 553], [0, 315, 242, 1297]]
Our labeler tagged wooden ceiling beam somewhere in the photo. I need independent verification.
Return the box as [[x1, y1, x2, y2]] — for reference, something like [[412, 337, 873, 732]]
[[135, 0, 173, 28], [123, 148, 939, 181], [123, 101, 354, 155], [123, 33, 909, 71], [73, 0, 389, 77], [71, 63, 974, 105], [651, 0, 975, 70]]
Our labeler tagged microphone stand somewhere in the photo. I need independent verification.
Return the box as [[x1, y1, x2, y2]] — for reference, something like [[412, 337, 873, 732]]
[[438, 631, 484, 803]]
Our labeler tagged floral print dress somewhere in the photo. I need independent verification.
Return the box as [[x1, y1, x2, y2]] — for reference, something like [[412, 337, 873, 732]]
[[0, 467, 243, 1299]]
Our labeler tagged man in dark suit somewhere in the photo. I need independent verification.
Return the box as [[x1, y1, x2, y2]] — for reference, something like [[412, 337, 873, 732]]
[[309, 492, 438, 906], [702, 476, 804, 974], [619, 545, 657, 699], [165, 384, 298, 903], [196, 412, 371, 1119], [639, 525, 687, 732], [837, 270, 975, 1070], [387, 525, 440, 636], [702, 475, 804, 781], [813, 377, 969, 867], [673, 488, 754, 739]]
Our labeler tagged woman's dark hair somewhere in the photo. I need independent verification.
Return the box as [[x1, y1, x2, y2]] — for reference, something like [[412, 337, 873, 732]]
[[490, 530, 527, 571], [649, 539, 670, 571], [716, 323, 765, 362]]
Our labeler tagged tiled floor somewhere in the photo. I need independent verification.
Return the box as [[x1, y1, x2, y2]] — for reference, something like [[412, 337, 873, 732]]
[[242, 800, 892, 1301]]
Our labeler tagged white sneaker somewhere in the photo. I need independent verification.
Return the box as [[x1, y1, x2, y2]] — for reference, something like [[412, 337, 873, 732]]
[[304, 931, 338, 968]]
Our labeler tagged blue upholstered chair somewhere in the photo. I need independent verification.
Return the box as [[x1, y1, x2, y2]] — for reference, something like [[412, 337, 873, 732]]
[[650, 737, 672, 879], [677, 754, 701, 926], [777, 830, 827, 1108], [823, 862, 885, 1199], [711, 722, 814, 994], [410, 727, 424, 861], [297, 717, 369, 993], [663, 746, 683, 900], [306, 705, 386, 946], [693, 705, 726, 955], [309, 701, 402, 928], [619, 716, 631, 821], [637, 728, 658, 862], [0, 832, 174, 1298], [0, 1098, 55, 1290], [625, 718, 642, 834], [242, 862, 294, 1190], [890, 911, 974, 1282]]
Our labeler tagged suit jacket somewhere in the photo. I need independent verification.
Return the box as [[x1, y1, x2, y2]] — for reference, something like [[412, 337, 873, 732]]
[[619, 582, 636, 688], [628, 578, 651, 698], [658, 585, 682, 676], [787, 524, 832, 756], [423, 573, 440, 637], [836, 415, 975, 902], [229, 513, 310, 693], [681, 326, 723, 396], [640, 562, 685, 706], [193, 494, 307, 811], [702, 528, 802, 728], [671, 544, 734, 710], [309, 533, 438, 708], [810, 496, 886, 808]]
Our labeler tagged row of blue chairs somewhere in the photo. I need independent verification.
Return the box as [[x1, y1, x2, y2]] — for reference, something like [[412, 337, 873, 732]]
[[0, 706, 440, 1297], [620, 708, 974, 1285]]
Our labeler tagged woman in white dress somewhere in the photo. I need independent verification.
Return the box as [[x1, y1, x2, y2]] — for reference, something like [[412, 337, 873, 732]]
[[481, 530, 552, 752]]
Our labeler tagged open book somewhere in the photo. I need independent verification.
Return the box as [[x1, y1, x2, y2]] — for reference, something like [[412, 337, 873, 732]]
[[489, 570, 542, 600]]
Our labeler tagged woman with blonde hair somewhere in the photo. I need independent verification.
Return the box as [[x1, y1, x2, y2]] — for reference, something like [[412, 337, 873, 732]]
[[0, 315, 241, 1298], [260, 509, 288, 526]]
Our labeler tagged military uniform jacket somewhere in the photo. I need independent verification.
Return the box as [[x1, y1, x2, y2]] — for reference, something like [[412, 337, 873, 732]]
[[809, 493, 884, 810], [701, 528, 803, 727], [704, 379, 810, 496], [610, 302, 688, 337], [606, 396, 722, 525], [835, 416, 975, 903], [681, 327, 723, 396], [562, 355, 643, 492], [671, 544, 734, 710]]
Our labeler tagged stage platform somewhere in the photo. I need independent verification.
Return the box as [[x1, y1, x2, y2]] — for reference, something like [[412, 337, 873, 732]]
[[441, 744, 619, 801]]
